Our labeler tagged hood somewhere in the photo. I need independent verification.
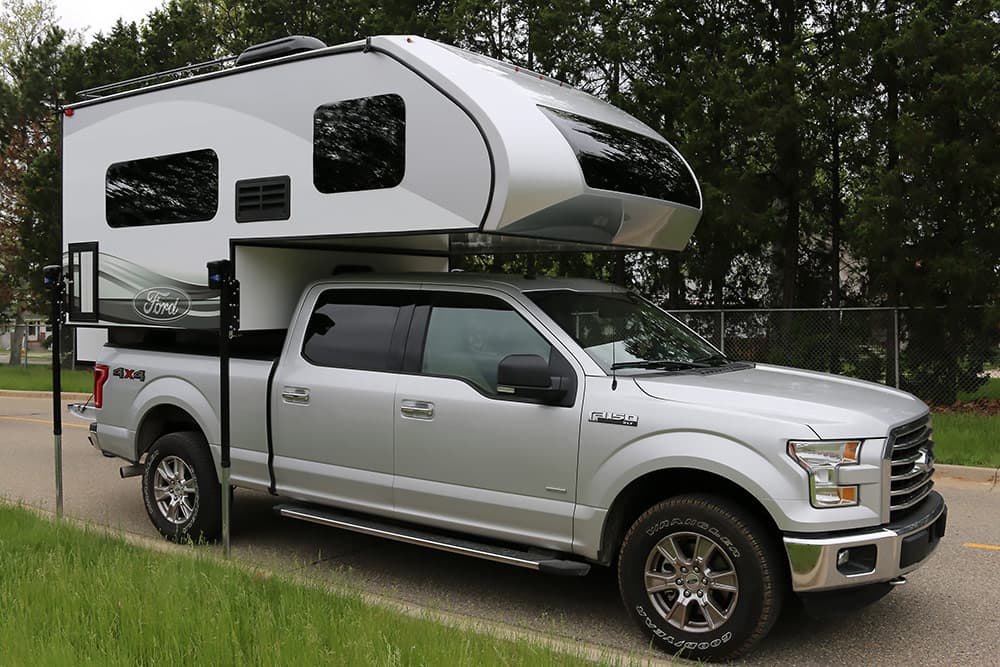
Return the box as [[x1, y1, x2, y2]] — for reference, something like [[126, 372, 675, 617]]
[[633, 364, 928, 439]]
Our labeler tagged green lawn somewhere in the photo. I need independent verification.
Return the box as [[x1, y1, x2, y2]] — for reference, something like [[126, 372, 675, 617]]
[[956, 376, 1000, 402], [0, 504, 599, 666], [932, 412, 1000, 468], [0, 364, 93, 393]]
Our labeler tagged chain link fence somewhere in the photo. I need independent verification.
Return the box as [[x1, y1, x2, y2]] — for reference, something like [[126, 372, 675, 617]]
[[669, 307, 1000, 407]]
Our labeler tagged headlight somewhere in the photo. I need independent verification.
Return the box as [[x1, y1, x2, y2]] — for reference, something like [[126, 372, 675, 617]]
[[787, 440, 862, 508]]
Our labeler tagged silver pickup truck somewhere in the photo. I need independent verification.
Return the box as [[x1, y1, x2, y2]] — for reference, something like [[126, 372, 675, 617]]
[[79, 272, 946, 661]]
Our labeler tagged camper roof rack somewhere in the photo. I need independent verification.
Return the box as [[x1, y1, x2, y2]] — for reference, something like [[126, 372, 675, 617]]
[[76, 54, 237, 99], [75, 35, 329, 101]]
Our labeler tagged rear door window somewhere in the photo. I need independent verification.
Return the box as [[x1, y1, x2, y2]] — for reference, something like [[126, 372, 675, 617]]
[[302, 290, 415, 371]]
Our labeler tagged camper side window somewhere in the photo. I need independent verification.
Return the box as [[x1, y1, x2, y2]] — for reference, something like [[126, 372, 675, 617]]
[[313, 94, 405, 194], [106, 149, 219, 227]]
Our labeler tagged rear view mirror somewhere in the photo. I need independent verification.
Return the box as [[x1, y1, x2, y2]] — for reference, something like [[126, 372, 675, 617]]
[[497, 354, 567, 404]]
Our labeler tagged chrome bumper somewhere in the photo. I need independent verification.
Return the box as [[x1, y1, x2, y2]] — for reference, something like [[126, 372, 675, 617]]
[[784, 491, 946, 592]]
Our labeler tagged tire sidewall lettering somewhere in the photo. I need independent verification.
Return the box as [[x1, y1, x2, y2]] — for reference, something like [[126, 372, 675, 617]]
[[635, 604, 733, 647], [645, 518, 742, 559]]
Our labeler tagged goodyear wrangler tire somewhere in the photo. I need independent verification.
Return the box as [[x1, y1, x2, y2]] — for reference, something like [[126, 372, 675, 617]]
[[142, 431, 221, 543], [618, 494, 784, 662]]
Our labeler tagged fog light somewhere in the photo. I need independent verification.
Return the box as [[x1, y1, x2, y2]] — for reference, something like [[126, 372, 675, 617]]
[[837, 549, 850, 567]]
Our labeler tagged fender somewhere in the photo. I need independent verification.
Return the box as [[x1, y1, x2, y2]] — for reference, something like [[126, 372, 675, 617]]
[[132, 376, 219, 457]]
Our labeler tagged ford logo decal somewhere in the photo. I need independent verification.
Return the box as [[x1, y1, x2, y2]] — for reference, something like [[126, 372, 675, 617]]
[[133, 287, 191, 322]]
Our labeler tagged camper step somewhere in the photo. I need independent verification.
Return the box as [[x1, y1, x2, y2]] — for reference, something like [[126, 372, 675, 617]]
[[273, 504, 590, 576]]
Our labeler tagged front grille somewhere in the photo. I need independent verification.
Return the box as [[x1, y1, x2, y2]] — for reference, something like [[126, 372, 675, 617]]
[[888, 415, 935, 521]]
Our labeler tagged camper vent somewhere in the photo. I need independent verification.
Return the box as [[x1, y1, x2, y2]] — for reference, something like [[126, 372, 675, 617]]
[[236, 176, 291, 222], [235, 36, 327, 66]]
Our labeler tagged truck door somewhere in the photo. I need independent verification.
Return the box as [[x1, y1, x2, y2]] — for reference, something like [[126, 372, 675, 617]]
[[271, 287, 415, 515], [393, 290, 583, 552]]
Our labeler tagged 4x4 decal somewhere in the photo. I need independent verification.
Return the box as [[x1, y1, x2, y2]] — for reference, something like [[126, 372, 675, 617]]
[[113, 367, 146, 382]]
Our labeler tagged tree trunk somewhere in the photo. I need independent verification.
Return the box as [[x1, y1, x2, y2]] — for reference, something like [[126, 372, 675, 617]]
[[8, 311, 25, 366]]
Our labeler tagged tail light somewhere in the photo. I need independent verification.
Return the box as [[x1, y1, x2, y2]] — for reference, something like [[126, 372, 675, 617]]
[[94, 364, 109, 408]]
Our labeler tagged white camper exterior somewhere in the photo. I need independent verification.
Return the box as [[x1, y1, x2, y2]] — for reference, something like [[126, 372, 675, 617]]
[[63, 35, 702, 331]]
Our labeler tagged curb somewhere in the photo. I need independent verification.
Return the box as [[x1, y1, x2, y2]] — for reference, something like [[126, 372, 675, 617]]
[[935, 463, 999, 485], [0, 389, 92, 400]]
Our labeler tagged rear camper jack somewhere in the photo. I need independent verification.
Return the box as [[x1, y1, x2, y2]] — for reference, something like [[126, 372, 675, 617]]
[[43, 264, 66, 519], [208, 259, 240, 558]]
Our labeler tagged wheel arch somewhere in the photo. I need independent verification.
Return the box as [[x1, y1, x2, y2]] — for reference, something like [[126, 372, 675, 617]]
[[136, 403, 207, 460], [596, 468, 784, 568]]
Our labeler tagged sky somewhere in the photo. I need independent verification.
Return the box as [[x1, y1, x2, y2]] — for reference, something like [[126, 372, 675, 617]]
[[53, 0, 166, 40]]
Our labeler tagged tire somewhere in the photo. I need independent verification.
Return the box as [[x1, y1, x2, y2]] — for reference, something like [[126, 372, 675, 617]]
[[142, 431, 221, 542], [617, 494, 784, 662]]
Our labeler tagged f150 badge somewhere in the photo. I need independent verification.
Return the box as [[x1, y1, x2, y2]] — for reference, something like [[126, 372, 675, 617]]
[[589, 411, 638, 427]]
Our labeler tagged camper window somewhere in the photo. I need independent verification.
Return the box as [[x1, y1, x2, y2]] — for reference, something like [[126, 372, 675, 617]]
[[106, 149, 219, 227], [313, 94, 405, 194], [539, 106, 700, 209]]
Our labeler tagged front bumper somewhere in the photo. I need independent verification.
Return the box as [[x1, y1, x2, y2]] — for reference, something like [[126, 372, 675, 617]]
[[783, 491, 946, 592]]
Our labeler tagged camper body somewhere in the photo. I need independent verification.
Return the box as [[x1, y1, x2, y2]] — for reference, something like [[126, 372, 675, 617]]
[[64, 36, 944, 662]]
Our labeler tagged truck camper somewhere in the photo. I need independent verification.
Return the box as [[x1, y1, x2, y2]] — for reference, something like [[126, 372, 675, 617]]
[[63, 35, 944, 663], [63, 34, 701, 333]]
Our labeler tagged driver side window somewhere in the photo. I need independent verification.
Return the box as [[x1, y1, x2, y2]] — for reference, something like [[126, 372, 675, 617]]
[[421, 293, 552, 395]]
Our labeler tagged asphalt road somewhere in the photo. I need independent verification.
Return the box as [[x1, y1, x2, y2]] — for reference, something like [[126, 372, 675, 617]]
[[2, 395, 998, 665]]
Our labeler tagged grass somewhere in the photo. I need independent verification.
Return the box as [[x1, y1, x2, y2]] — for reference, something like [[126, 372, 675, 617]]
[[0, 504, 599, 666], [0, 364, 93, 393], [956, 376, 1000, 402], [932, 412, 1000, 468]]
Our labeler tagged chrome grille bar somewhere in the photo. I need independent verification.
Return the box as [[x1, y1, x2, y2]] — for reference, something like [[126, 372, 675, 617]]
[[887, 415, 935, 520]]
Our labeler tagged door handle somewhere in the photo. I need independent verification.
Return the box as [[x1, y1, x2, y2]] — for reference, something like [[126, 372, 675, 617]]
[[400, 399, 434, 420], [281, 387, 310, 405]]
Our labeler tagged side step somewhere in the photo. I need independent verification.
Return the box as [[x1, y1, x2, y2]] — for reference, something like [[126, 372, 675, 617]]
[[274, 504, 590, 576]]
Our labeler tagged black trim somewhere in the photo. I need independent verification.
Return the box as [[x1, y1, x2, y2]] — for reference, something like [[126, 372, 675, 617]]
[[388, 304, 416, 372], [403, 304, 431, 373], [265, 356, 280, 494], [234, 236, 454, 257], [67, 242, 100, 322]]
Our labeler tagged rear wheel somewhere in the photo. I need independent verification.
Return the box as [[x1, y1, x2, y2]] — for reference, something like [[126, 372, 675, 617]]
[[142, 431, 221, 542], [618, 494, 784, 662]]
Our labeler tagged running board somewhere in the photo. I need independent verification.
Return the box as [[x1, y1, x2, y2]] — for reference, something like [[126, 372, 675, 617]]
[[274, 504, 590, 576]]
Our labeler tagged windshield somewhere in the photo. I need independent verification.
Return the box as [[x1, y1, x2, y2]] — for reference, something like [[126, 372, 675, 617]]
[[527, 290, 722, 373]]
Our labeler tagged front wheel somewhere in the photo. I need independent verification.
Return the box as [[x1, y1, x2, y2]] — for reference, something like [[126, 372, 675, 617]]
[[141, 431, 221, 542], [617, 494, 784, 662]]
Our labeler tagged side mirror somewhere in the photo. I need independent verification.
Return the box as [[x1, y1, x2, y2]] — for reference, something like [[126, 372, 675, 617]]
[[497, 354, 568, 404]]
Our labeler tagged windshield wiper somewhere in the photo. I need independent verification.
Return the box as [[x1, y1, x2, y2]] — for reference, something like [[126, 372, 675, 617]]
[[610, 359, 710, 371]]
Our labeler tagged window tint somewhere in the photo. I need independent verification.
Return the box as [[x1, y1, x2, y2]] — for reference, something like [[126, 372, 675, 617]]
[[314, 94, 406, 194], [422, 294, 552, 394], [539, 106, 700, 209], [302, 290, 413, 371], [106, 149, 219, 227]]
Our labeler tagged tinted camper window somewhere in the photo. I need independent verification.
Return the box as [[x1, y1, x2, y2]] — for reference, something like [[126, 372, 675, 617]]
[[539, 106, 700, 209], [106, 149, 219, 227], [313, 94, 405, 194]]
